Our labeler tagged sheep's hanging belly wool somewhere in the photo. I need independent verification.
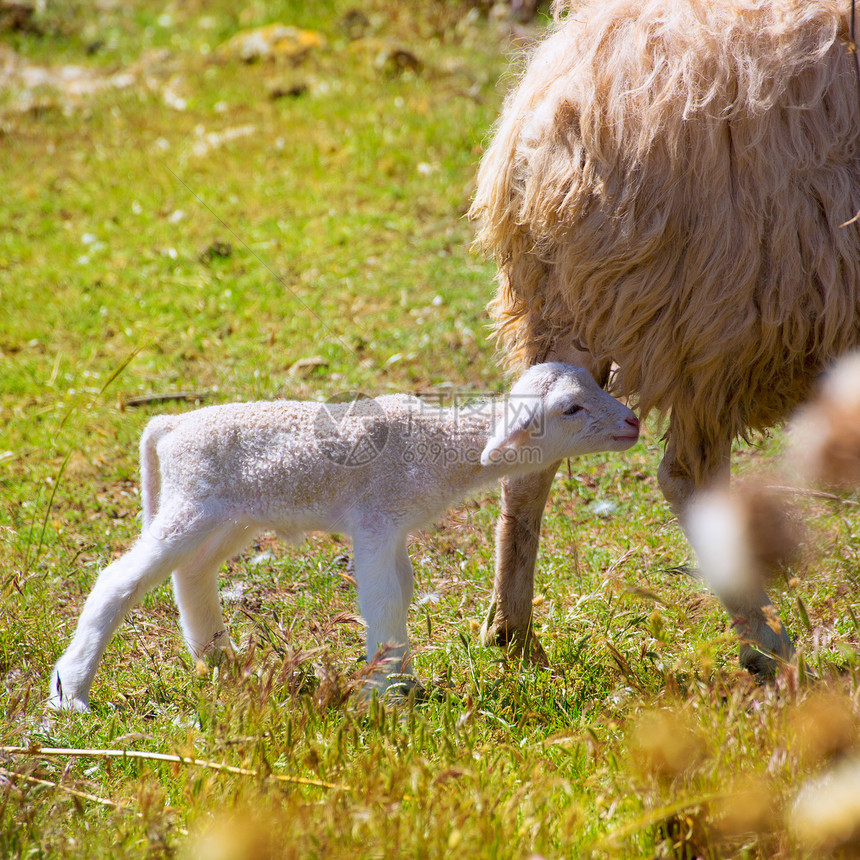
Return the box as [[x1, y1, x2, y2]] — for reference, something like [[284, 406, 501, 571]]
[[472, 0, 860, 479]]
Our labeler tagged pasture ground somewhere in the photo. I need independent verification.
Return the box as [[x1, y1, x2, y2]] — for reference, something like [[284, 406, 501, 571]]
[[1, 2, 859, 857]]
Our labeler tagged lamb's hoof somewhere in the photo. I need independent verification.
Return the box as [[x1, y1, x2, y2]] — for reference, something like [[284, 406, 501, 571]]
[[356, 673, 425, 708], [52, 697, 90, 713], [200, 632, 237, 666], [48, 671, 90, 712], [382, 673, 427, 704], [480, 598, 521, 647], [194, 654, 234, 684]]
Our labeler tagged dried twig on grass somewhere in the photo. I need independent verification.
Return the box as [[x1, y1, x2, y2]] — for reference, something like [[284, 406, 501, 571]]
[[0, 764, 190, 835], [0, 746, 347, 791], [763, 483, 860, 507], [1, 765, 123, 810], [120, 391, 213, 408]]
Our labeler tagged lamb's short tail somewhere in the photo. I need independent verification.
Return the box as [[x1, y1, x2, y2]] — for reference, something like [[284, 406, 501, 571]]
[[140, 416, 180, 528]]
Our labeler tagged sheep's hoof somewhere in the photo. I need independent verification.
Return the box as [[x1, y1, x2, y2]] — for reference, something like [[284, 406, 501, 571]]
[[480, 603, 550, 668], [738, 617, 794, 680], [738, 640, 799, 680]]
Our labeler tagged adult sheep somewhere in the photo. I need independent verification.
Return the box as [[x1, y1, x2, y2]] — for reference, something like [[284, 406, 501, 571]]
[[470, 0, 860, 674]]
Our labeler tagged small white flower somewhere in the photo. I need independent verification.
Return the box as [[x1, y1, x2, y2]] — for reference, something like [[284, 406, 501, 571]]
[[221, 582, 247, 604], [163, 91, 187, 111], [593, 499, 617, 519]]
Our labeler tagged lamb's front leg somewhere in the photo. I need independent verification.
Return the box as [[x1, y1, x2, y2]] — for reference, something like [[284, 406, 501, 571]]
[[352, 530, 414, 693], [481, 462, 561, 663]]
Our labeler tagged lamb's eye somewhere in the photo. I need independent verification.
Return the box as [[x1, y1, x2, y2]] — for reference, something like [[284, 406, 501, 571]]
[[562, 404, 582, 416]]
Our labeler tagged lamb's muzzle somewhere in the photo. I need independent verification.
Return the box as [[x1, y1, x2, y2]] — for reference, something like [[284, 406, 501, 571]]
[[49, 362, 637, 710]]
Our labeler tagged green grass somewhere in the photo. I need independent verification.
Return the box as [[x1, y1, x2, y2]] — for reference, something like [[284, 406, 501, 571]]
[[2, 2, 860, 857]]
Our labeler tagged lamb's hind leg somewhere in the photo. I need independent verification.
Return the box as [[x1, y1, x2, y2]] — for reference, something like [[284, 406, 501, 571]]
[[171, 523, 255, 662], [50, 521, 210, 710], [659, 429, 794, 677]]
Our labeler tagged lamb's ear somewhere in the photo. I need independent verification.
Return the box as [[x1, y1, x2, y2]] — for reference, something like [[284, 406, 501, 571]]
[[481, 398, 542, 466]]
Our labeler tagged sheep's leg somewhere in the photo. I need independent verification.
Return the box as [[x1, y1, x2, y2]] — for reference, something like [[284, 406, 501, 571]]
[[656, 432, 728, 515], [730, 592, 795, 677], [659, 431, 794, 677], [482, 340, 610, 663], [50, 523, 209, 710], [352, 531, 413, 689], [480, 463, 561, 663], [171, 523, 254, 662]]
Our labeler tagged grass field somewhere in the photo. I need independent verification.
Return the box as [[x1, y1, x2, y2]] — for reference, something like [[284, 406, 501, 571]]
[[2, 2, 860, 857]]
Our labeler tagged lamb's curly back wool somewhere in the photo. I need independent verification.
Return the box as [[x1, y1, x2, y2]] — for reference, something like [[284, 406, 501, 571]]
[[471, 0, 860, 481]]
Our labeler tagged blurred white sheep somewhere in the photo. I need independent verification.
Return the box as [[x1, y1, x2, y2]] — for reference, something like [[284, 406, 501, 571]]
[[689, 350, 860, 669]]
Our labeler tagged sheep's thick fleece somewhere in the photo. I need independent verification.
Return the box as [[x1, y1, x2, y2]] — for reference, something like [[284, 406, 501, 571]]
[[473, 0, 860, 483]]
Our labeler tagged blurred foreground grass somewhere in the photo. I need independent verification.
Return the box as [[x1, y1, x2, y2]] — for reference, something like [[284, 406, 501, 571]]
[[1, 2, 860, 857]]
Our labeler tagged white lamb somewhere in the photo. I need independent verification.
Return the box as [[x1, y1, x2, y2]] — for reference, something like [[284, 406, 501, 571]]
[[49, 362, 640, 710]]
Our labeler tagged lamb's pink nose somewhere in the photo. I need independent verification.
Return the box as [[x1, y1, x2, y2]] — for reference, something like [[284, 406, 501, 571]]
[[626, 416, 640, 430]]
